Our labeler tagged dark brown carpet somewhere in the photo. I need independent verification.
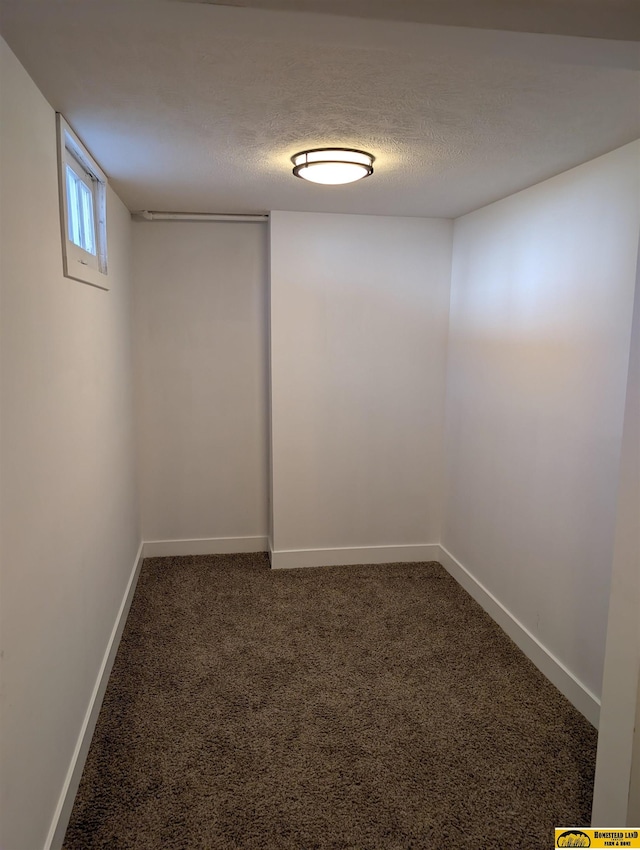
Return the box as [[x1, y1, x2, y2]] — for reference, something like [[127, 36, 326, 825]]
[[63, 554, 597, 850]]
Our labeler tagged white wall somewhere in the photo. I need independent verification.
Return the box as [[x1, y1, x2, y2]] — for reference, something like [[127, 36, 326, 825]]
[[0, 38, 140, 850], [269, 211, 452, 565], [443, 142, 640, 707], [592, 237, 640, 825], [631, 677, 640, 826], [133, 221, 269, 548]]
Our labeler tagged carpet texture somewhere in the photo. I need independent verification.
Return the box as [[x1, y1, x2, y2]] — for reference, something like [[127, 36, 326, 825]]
[[63, 555, 597, 850]]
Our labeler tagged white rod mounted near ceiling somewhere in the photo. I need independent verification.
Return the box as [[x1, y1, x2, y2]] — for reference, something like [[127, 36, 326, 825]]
[[136, 211, 269, 223]]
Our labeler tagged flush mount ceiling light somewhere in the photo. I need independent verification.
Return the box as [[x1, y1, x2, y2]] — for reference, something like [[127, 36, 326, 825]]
[[291, 148, 375, 185]]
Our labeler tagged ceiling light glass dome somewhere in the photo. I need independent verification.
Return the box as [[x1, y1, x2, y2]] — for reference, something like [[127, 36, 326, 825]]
[[291, 148, 375, 185]]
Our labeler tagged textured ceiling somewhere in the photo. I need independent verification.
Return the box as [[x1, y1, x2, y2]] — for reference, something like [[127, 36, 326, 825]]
[[185, 0, 640, 41], [0, 1, 638, 218]]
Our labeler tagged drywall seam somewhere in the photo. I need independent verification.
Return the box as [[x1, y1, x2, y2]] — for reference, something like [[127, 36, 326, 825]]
[[270, 544, 441, 570], [45, 541, 145, 850], [142, 536, 269, 558], [437, 545, 600, 727]]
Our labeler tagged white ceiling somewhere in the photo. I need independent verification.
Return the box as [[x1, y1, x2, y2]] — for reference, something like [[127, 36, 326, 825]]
[[1, 0, 638, 218], [189, 0, 640, 41]]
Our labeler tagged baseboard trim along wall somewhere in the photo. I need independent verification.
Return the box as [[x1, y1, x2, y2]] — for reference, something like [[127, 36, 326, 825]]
[[437, 545, 600, 728], [45, 541, 145, 850], [270, 544, 441, 570], [142, 536, 269, 558]]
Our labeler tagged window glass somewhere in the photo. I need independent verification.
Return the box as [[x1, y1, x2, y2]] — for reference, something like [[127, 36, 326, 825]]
[[65, 163, 97, 255]]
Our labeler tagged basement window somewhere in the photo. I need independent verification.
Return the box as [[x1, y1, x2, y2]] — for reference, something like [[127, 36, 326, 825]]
[[57, 114, 108, 290]]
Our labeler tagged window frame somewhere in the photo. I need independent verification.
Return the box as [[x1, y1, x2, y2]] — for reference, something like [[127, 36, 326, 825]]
[[64, 149, 98, 266], [56, 114, 109, 290]]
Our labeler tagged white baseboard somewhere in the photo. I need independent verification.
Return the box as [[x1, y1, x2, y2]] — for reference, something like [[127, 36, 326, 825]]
[[270, 543, 441, 570], [437, 544, 600, 728], [45, 540, 145, 850], [142, 536, 269, 558]]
